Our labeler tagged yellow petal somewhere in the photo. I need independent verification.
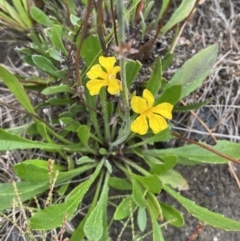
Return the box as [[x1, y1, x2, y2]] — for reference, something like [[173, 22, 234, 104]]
[[131, 96, 148, 114], [143, 89, 154, 108], [86, 79, 108, 96], [99, 56, 116, 73], [151, 103, 173, 119], [107, 77, 122, 95], [111, 66, 121, 76], [147, 112, 168, 134], [131, 115, 148, 135], [86, 64, 108, 80]]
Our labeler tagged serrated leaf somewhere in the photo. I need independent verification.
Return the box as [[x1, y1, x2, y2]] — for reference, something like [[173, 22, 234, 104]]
[[108, 177, 132, 190], [166, 44, 218, 99], [32, 55, 61, 77], [146, 57, 162, 97], [42, 85, 72, 95], [145, 140, 240, 165], [114, 196, 135, 220], [159, 169, 189, 191], [160, 201, 184, 227], [137, 207, 147, 232], [156, 85, 182, 105], [30, 7, 52, 27], [126, 59, 142, 88], [0, 66, 35, 114], [161, 0, 197, 34], [163, 184, 240, 230]]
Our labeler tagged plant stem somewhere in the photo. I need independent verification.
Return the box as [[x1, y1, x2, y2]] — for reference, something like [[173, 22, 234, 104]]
[[100, 89, 111, 143], [110, 1, 130, 148]]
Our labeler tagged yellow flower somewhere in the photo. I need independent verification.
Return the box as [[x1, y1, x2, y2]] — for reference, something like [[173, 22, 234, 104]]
[[131, 89, 173, 135], [86, 56, 122, 95]]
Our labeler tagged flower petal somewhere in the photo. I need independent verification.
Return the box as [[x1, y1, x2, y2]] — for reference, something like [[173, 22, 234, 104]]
[[111, 66, 121, 76], [99, 56, 116, 73], [148, 112, 168, 134], [86, 79, 108, 96], [86, 64, 108, 80], [131, 96, 148, 114], [107, 77, 122, 95], [151, 103, 173, 119], [143, 89, 154, 108], [131, 114, 148, 135]]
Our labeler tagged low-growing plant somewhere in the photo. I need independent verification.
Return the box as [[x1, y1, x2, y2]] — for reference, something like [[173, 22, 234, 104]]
[[1, 0, 240, 240]]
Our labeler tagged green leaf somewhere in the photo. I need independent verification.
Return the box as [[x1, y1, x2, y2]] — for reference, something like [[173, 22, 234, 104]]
[[147, 198, 165, 241], [13, 159, 63, 181], [156, 85, 182, 105], [30, 160, 104, 229], [174, 99, 211, 112], [42, 85, 72, 95], [161, 0, 197, 34], [132, 179, 146, 208], [76, 156, 95, 165], [108, 177, 132, 190], [48, 98, 72, 106], [159, 169, 189, 191], [84, 174, 109, 241], [146, 57, 162, 97], [160, 201, 184, 227], [166, 44, 218, 99], [130, 128, 171, 148], [51, 24, 68, 56], [147, 192, 163, 220], [30, 7, 52, 27], [163, 184, 240, 230], [150, 155, 178, 175], [0, 181, 48, 211], [137, 207, 147, 232], [32, 55, 61, 78], [162, 52, 174, 71], [126, 59, 142, 89], [132, 174, 161, 194], [0, 66, 35, 114], [30, 181, 89, 230], [12, 0, 32, 28], [70, 172, 102, 241], [145, 140, 240, 165], [114, 196, 135, 220], [81, 35, 102, 67], [0, 128, 63, 151], [77, 125, 90, 148]]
